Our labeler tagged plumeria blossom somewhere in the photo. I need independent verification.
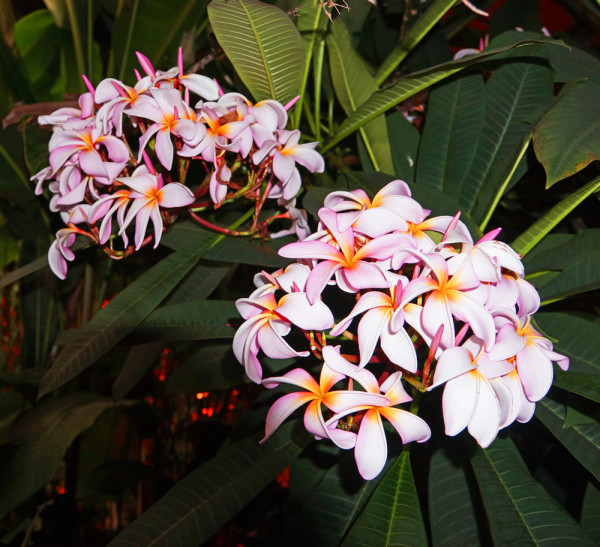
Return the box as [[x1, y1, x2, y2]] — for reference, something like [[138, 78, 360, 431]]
[[117, 170, 195, 249], [324, 347, 431, 480], [36, 49, 321, 278], [233, 179, 569, 478]]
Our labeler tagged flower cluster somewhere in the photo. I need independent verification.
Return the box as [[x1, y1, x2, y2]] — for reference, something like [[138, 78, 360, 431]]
[[233, 180, 569, 480], [33, 49, 324, 279]]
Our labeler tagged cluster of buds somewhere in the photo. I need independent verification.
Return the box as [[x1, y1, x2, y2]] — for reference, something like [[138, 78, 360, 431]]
[[233, 180, 569, 480], [33, 49, 324, 279]]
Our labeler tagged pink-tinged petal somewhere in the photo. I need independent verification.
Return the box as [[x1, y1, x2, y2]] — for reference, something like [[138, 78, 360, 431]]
[[467, 376, 500, 448], [422, 292, 455, 349], [324, 390, 390, 414], [157, 182, 195, 208], [133, 202, 153, 249], [48, 240, 68, 279], [235, 294, 276, 319], [516, 278, 540, 316], [357, 307, 388, 367], [277, 292, 334, 331], [263, 368, 321, 395], [516, 344, 553, 402], [380, 372, 411, 404], [119, 196, 147, 234], [399, 277, 437, 308], [306, 260, 342, 305], [355, 233, 414, 262], [375, 179, 412, 199], [95, 78, 122, 102], [448, 291, 495, 349], [488, 323, 525, 360], [290, 145, 324, 173], [480, 240, 524, 276], [322, 346, 380, 393], [154, 129, 174, 170], [516, 388, 536, 423], [476, 353, 514, 379], [181, 74, 220, 99], [380, 326, 418, 372], [355, 410, 388, 480], [78, 149, 108, 179], [442, 372, 478, 436], [352, 208, 408, 237], [430, 346, 475, 388], [282, 169, 302, 200], [261, 391, 315, 443], [149, 204, 163, 248], [318, 363, 345, 393], [272, 151, 296, 183], [326, 426, 357, 450], [278, 239, 344, 262], [379, 407, 431, 444], [257, 322, 309, 360], [338, 262, 389, 294], [119, 174, 157, 196], [318, 207, 355, 258], [303, 399, 329, 439], [99, 135, 130, 163], [488, 377, 515, 429], [137, 124, 161, 161]]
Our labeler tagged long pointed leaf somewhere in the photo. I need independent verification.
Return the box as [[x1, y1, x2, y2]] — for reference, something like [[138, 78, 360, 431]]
[[471, 435, 594, 544], [111, 342, 164, 400], [511, 175, 600, 256], [375, 0, 457, 85], [38, 233, 218, 399], [342, 451, 427, 547], [416, 72, 484, 194], [109, 424, 308, 546], [208, 0, 305, 104], [581, 481, 600, 542], [536, 398, 600, 483], [321, 38, 562, 154], [327, 21, 393, 173], [429, 442, 489, 546], [553, 370, 600, 404]]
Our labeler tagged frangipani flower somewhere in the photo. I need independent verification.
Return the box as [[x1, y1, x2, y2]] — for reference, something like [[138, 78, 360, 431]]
[[261, 363, 389, 448], [117, 171, 195, 249], [324, 347, 431, 480]]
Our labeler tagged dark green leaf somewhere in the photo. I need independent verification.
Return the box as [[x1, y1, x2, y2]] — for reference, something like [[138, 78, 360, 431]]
[[327, 20, 393, 173], [464, 58, 553, 222], [429, 443, 489, 546], [165, 343, 247, 394], [534, 80, 600, 187], [112, 342, 164, 400], [0, 391, 30, 433], [208, 0, 305, 104], [416, 72, 484, 196], [342, 451, 427, 547], [131, 300, 237, 341], [553, 370, 600, 404], [536, 398, 600, 482], [0, 393, 119, 517], [162, 263, 230, 306], [549, 42, 600, 83], [109, 423, 308, 546], [471, 436, 594, 544], [534, 312, 600, 374], [322, 38, 563, 154], [38, 235, 219, 399], [387, 112, 419, 183], [580, 481, 600, 542]]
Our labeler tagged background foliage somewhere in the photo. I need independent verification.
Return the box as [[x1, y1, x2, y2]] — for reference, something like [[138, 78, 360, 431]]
[[0, 0, 599, 545]]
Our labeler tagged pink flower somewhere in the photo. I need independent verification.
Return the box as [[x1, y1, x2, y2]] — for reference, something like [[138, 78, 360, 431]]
[[117, 171, 195, 249]]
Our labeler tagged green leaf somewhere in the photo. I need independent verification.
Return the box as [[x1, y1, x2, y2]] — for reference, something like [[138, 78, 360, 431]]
[[131, 300, 237, 341], [326, 20, 393, 173], [537, 250, 600, 304], [0, 254, 48, 290], [416, 72, 484, 195], [111, 342, 164, 400], [471, 436, 594, 544], [321, 38, 562, 154], [37, 235, 219, 399], [553, 370, 600, 404], [462, 58, 553, 222], [536, 398, 600, 483], [207, 0, 305, 104], [165, 343, 246, 393], [548, 42, 600, 83], [341, 451, 427, 547], [581, 481, 600, 542], [0, 391, 30, 433], [0, 393, 118, 517], [375, 0, 456, 85], [110, 0, 207, 81], [293, 0, 328, 128], [0, 125, 35, 210], [428, 443, 489, 546], [109, 424, 308, 546], [534, 80, 600, 187], [534, 313, 600, 375], [565, 406, 597, 429], [511, 174, 600, 257], [387, 112, 419, 183], [162, 262, 231, 306], [286, 450, 386, 546], [523, 229, 600, 273]]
